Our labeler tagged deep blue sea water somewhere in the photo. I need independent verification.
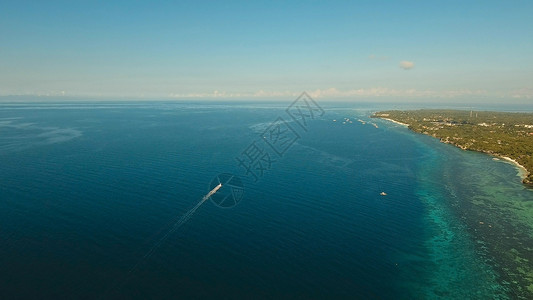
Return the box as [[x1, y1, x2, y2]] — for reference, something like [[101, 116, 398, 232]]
[[1, 101, 532, 299]]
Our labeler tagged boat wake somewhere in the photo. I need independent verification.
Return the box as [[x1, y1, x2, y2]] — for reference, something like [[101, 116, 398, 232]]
[[102, 183, 223, 298], [134, 183, 222, 263]]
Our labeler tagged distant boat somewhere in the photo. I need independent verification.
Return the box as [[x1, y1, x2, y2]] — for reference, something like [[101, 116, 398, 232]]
[[380, 192, 387, 196]]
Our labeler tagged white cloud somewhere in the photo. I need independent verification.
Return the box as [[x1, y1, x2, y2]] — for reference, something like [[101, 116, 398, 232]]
[[253, 90, 299, 98], [3, 87, 497, 100], [368, 54, 388, 61], [511, 88, 533, 99], [399, 61, 415, 70], [307, 87, 487, 99], [166, 88, 491, 99], [168, 90, 306, 99], [169, 91, 246, 98]]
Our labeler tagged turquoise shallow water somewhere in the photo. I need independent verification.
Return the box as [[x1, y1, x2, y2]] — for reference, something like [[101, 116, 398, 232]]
[[0, 102, 530, 299]]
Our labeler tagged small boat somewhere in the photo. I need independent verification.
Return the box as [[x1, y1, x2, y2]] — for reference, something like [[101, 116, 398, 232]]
[[380, 192, 387, 196]]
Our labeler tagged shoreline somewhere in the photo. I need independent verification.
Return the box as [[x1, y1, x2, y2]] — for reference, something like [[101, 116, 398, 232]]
[[381, 118, 409, 127], [376, 112, 533, 297], [499, 156, 529, 179], [441, 143, 530, 182], [376, 115, 532, 186]]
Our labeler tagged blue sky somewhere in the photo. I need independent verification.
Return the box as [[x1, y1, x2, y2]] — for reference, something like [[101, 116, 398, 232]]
[[1, 0, 532, 101]]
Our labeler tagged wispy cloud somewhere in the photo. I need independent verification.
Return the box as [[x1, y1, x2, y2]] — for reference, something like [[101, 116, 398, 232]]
[[168, 90, 301, 99], [399, 61, 415, 70], [307, 87, 487, 98], [166, 88, 489, 99], [7, 88, 524, 101], [368, 54, 388, 61], [511, 87, 533, 99]]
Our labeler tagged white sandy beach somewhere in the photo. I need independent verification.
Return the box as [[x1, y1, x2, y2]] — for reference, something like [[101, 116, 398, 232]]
[[379, 116, 529, 181], [500, 156, 528, 179], [381, 118, 409, 127]]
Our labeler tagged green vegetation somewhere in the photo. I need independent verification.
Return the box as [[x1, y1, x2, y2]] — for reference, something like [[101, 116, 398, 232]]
[[372, 109, 533, 185]]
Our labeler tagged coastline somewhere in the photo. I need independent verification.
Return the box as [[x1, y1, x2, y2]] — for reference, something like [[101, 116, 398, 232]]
[[376, 111, 533, 297], [375, 114, 532, 186], [441, 143, 530, 182], [381, 118, 409, 127], [442, 141, 529, 179], [500, 156, 529, 179]]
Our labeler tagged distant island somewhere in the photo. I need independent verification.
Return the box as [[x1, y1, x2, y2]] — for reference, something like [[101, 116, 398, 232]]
[[371, 110, 533, 186]]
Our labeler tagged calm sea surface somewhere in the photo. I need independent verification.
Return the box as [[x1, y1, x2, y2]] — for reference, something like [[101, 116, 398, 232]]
[[1, 101, 532, 299]]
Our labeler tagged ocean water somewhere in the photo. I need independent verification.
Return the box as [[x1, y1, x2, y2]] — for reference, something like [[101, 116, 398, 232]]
[[0, 101, 531, 299]]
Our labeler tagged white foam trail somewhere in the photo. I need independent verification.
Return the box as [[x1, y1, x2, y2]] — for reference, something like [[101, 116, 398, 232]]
[[204, 183, 222, 201], [136, 183, 222, 263], [104, 184, 223, 298]]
